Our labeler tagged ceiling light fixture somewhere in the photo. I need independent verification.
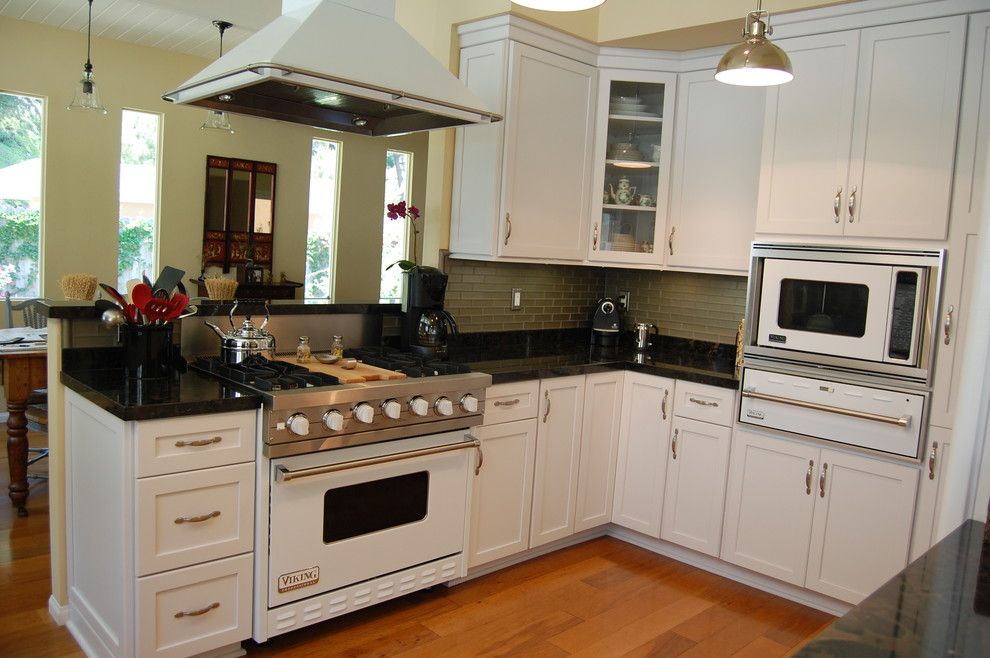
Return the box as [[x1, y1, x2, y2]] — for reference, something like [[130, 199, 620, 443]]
[[511, 0, 606, 11], [202, 20, 235, 134], [67, 0, 107, 114], [715, 1, 793, 87]]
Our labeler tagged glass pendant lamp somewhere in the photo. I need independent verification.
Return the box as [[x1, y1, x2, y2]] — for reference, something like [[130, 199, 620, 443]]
[[67, 0, 107, 113], [201, 20, 235, 134], [511, 0, 606, 11], [715, 1, 793, 86]]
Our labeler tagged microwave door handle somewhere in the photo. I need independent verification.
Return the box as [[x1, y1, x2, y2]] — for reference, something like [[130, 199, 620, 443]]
[[883, 267, 926, 365]]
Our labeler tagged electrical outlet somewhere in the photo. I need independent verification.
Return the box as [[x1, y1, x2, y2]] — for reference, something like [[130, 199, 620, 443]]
[[510, 288, 523, 310], [617, 291, 630, 310]]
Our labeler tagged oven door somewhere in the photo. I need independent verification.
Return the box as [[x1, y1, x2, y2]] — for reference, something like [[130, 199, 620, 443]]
[[267, 431, 476, 607], [757, 259, 893, 362]]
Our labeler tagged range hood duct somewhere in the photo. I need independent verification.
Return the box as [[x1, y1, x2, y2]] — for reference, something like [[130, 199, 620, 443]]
[[163, 0, 501, 136]]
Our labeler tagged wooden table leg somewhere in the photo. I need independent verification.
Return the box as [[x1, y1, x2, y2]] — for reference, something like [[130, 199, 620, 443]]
[[6, 399, 29, 517]]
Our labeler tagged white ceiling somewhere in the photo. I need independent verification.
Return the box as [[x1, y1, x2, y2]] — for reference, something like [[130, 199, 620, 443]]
[[0, 0, 281, 59]]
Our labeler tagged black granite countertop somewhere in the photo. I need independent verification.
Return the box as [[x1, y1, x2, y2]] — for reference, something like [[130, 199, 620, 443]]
[[37, 298, 401, 320], [795, 519, 990, 657], [61, 368, 262, 421]]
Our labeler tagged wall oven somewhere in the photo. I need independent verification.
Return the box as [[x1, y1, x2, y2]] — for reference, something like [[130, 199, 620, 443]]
[[744, 243, 943, 384]]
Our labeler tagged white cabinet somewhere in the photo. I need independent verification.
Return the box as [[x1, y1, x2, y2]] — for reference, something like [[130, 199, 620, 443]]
[[612, 372, 674, 537], [468, 418, 538, 567], [530, 375, 586, 547], [756, 17, 966, 239], [574, 371, 623, 532], [909, 427, 950, 562], [451, 38, 597, 261], [665, 70, 764, 273], [721, 428, 919, 604]]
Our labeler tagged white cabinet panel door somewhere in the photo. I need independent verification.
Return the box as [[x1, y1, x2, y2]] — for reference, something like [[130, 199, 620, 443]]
[[805, 449, 918, 603], [720, 429, 818, 586], [611, 373, 674, 538], [468, 419, 538, 567], [574, 372, 623, 532], [530, 376, 585, 548], [660, 418, 731, 556]]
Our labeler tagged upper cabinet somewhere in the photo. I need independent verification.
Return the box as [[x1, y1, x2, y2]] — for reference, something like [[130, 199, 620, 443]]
[[588, 70, 675, 265], [756, 16, 966, 240], [451, 38, 597, 261]]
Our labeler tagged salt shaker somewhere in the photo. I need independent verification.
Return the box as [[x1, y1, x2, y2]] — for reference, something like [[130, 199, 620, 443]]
[[296, 336, 312, 363], [330, 335, 344, 358]]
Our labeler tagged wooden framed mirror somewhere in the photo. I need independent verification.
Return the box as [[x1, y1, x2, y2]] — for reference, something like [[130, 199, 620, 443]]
[[203, 155, 277, 272]]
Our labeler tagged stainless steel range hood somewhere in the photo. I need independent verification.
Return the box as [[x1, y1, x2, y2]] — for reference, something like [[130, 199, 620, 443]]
[[162, 0, 501, 136]]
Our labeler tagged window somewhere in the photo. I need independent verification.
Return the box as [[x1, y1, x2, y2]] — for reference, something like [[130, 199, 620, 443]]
[[0, 91, 44, 298], [118, 110, 161, 291], [305, 139, 342, 298], [380, 150, 413, 301]]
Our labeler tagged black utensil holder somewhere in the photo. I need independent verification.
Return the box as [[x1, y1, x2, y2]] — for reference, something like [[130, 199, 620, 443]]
[[121, 323, 174, 379]]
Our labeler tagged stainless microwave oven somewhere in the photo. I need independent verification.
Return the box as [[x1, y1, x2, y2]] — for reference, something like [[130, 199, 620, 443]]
[[743, 243, 944, 385]]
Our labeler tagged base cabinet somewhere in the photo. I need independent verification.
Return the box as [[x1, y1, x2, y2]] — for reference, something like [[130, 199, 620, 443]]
[[574, 372, 623, 532], [722, 429, 919, 604]]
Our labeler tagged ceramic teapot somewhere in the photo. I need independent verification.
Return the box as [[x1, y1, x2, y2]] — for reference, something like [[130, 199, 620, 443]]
[[610, 177, 636, 205]]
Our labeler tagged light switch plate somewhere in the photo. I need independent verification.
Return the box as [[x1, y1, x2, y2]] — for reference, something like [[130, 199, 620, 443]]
[[510, 288, 522, 310]]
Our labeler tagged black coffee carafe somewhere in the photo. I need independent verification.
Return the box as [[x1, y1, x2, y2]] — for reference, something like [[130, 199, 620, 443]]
[[402, 267, 459, 358]]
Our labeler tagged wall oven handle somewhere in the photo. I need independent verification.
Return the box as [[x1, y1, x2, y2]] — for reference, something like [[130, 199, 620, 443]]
[[741, 390, 911, 427], [274, 438, 483, 483], [466, 433, 484, 475]]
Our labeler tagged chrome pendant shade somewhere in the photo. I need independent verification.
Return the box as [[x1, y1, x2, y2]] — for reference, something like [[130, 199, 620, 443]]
[[715, 4, 793, 87], [67, 0, 107, 113], [511, 0, 606, 11], [201, 20, 235, 134]]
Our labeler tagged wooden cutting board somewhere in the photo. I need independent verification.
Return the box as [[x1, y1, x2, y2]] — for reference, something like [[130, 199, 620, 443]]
[[275, 357, 407, 384]]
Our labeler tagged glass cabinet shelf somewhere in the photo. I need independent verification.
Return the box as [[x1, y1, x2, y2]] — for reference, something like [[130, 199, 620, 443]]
[[603, 203, 657, 211], [607, 114, 664, 123], [606, 159, 659, 167]]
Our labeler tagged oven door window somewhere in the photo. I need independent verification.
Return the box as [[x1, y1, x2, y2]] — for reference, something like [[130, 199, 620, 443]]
[[777, 279, 869, 338], [323, 471, 429, 543]]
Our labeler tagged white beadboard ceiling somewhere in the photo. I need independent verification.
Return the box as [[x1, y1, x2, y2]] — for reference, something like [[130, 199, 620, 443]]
[[0, 0, 280, 59]]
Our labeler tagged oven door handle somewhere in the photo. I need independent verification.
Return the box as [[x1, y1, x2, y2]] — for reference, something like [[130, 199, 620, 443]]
[[274, 438, 483, 483], [741, 390, 911, 427]]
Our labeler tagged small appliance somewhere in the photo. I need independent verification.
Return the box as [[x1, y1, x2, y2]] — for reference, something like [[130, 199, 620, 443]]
[[633, 322, 658, 351], [402, 266, 459, 358], [592, 297, 621, 347]]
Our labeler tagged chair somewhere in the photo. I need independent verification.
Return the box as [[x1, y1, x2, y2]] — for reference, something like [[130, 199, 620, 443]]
[[2, 292, 48, 477]]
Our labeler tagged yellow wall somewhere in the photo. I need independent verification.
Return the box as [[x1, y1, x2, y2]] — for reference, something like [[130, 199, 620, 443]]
[[0, 16, 428, 304]]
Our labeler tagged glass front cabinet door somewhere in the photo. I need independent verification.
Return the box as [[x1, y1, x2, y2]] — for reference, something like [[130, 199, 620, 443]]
[[589, 70, 676, 264]]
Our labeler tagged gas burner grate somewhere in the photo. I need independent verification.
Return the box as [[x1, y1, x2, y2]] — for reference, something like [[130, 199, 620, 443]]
[[193, 355, 340, 390], [346, 347, 471, 376]]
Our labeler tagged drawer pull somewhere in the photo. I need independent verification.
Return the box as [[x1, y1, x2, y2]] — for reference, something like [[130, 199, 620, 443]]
[[174, 601, 220, 619], [174, 510, 221, 525], [493, 399, 521, 407], [688, 397, 719, 408], [175, 436, 223, 448]]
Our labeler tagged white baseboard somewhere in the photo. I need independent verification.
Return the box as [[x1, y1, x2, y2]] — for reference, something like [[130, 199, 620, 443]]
[[48, 595, 68, 626], [454, 527, 609, 583]]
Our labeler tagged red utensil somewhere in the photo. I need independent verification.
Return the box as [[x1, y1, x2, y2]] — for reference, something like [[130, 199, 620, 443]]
[[165, 293, 190, 321], [131, 283, 153, 315]]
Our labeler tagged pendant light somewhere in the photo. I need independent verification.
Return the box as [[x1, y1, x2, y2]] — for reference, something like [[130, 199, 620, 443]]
[[67, 0, 107, 113], [201, 20, 235, 134], [511, 0, 606, 11], [715, 1, 793, 86]]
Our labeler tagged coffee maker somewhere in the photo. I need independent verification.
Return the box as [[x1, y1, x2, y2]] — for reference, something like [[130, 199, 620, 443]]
[[592, 297, 621, 347], [402, 267, 459, 358]]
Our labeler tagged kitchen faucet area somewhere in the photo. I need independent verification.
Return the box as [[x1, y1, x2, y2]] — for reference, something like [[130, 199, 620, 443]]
[[3, 0, 990, 656]]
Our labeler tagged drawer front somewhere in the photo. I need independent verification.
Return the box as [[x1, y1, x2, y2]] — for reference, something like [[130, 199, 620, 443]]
[[484, 380, 541, 424], [137, 553, 252, 658], [673, 381, 735, 427], [136, 462, 255, 576], [136, 409, 257, 477]]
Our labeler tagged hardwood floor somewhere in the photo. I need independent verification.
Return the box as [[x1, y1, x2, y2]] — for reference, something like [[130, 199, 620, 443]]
[[0, 420, 834, 657]]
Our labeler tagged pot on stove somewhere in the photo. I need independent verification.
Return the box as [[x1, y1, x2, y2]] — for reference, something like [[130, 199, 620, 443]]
[[204, 300, 276, 364]]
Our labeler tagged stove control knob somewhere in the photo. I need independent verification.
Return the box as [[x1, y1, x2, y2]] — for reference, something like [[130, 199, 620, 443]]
[[382, 399, 402, 420], [322, 409, 344, 432], [408, 396, 430, 417], [460, 394, 480, 413], [286, 413, 310, 436], [353, 403, 375, 424], [434, 396, 454, 417]]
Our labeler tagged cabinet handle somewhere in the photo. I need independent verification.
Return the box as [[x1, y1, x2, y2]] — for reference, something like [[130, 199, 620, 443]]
[[466, 433, 485, 476], [542, 390, 551, 423], [929, 441, 939, 480], [688, 397, 718, 408], [847, 186, 857, 222], [175, 436, 222, 448], [806, 459, 814, 495], [174, 602, 220, 619], [174, 510, 221, 525], [661, 389, 669, 420], [672, 429, 678, 460], [493, 399, 520, 407], [593, 223, 599, 250], [944, 305, 955, 346], [668, 226, 676, 256], [504, 213, 512, 246], [819, 463, 828, 498], [833, 187, 842, 223]]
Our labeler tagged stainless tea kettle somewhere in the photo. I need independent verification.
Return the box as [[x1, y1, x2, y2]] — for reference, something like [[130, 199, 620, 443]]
[[204, 300, 276, 364]]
